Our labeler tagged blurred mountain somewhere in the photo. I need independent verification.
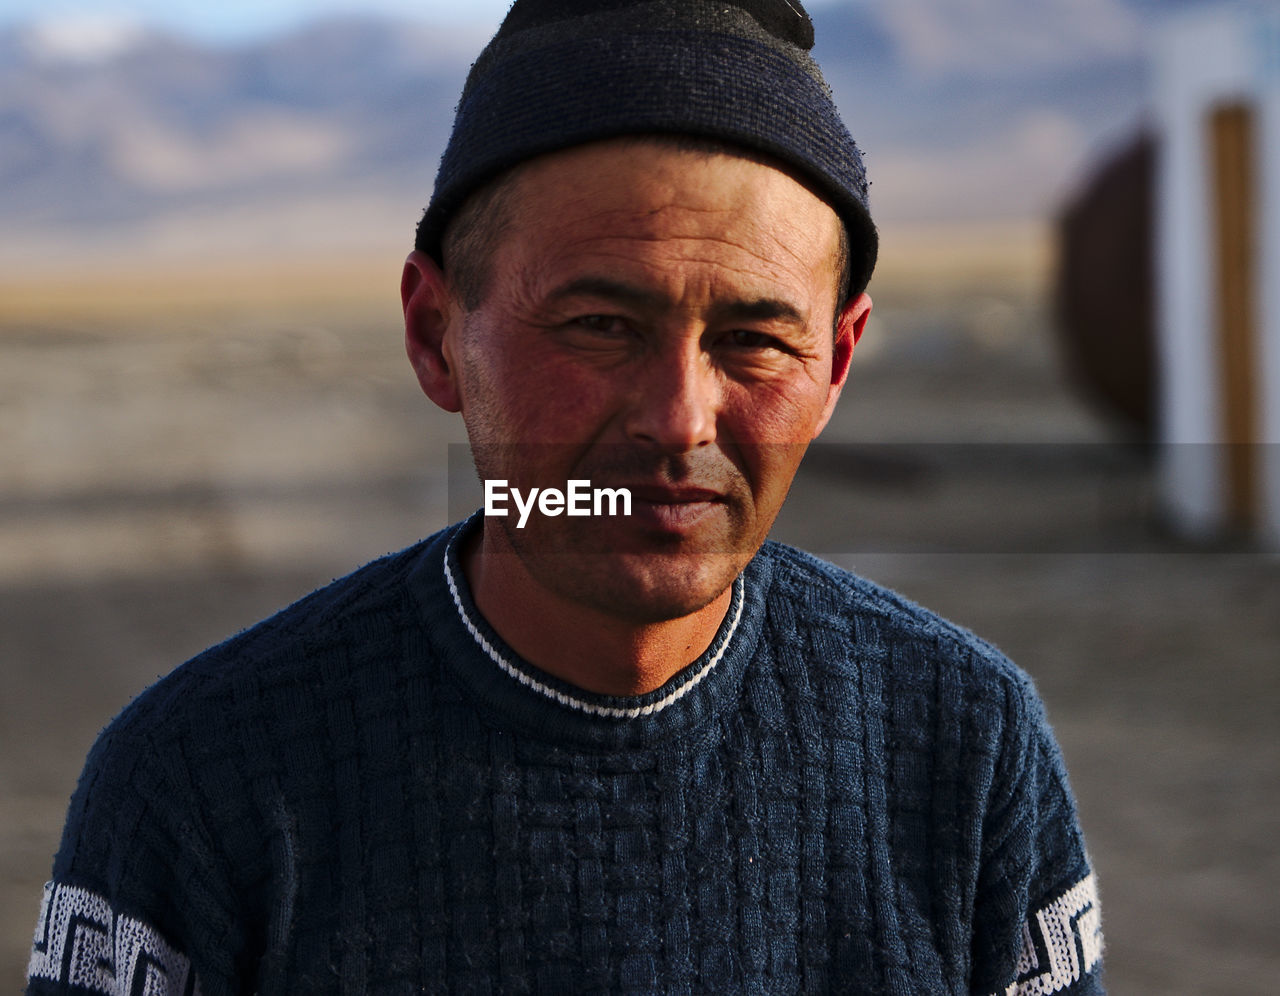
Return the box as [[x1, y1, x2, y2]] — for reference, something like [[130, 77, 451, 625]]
[[814, 0, 1148, 223], [0, 18, 471, 229], [0, 3, 1158, 268]]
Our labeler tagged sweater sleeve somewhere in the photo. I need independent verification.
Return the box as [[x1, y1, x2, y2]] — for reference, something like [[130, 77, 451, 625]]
[[969, 673, 1105, 996], [25, 713, 244, 996]]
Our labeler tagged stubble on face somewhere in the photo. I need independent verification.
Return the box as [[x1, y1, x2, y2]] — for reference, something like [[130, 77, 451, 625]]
[[468, 439, 770, 624], [449, 139, 848, 626]]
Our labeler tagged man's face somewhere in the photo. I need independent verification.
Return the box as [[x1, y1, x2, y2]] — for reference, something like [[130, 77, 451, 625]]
[[414, 139, 867, 623]]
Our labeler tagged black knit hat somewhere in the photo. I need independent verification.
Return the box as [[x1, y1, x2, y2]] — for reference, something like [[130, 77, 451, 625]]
[[415, 0, 877, 296]]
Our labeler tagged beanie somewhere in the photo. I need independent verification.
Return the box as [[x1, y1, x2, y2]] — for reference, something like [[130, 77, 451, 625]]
[[415, 0, 877, 297]]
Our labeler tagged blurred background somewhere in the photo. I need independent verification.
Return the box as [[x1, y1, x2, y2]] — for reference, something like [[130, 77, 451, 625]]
[[1, 0, 1277, 992]]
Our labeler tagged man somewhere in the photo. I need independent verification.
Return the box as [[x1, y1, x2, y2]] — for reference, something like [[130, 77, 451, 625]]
[[28, 1, 1104, 994]]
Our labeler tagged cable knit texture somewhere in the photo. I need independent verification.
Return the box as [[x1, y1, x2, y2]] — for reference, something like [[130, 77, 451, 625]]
[[28, 520, 1103, 995]]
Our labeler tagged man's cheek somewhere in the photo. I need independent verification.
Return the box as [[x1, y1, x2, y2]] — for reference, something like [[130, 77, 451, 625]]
[[725, 390, 825, 444]]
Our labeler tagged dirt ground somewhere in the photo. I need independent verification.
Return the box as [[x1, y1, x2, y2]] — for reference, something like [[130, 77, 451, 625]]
[[1, 280, 1276, 993]]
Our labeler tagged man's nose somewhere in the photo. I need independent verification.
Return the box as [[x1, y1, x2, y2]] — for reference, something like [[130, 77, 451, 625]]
[[623, 346, 719, 452]]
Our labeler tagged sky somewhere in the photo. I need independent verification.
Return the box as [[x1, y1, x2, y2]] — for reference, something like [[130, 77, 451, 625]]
[[0, 0, 846, 44], [0, 0, 1232, 232], [0, 0, 518, 42], [0, 0, 893, 47], [0, 0, 1224, 66]]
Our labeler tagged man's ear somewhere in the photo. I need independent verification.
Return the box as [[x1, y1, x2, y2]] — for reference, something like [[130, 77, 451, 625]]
[[814, 291, 871, 437], [402, 249, 463, 413]]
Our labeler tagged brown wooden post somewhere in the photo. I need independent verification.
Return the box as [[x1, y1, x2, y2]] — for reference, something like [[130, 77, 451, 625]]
[[1210, 101, 1260, 529]]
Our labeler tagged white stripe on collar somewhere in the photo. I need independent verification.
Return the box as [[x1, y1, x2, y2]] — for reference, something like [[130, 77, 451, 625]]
[[443, 530, 744, 720]]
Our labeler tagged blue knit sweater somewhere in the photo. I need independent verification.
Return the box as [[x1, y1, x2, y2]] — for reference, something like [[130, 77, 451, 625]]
[[28, 519, 1103, 995]]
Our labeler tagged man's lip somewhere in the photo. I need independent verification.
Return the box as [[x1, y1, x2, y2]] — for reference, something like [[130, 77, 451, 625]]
[[622, 484, 725, 504], [611, 483, 728, 534]]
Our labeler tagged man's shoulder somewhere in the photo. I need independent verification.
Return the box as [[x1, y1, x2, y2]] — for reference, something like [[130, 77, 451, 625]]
[[201, 535, 435, 664], [102, 531, 445, 744], [759, 541, 1005, 651], [757, 541, 1034, 697]]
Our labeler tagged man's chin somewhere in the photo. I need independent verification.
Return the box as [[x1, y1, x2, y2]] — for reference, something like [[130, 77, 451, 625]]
[[524, 548, 747, 626]]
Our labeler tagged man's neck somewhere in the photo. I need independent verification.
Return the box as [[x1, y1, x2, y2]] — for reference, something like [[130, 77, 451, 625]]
[[460, 525, 734, 697]]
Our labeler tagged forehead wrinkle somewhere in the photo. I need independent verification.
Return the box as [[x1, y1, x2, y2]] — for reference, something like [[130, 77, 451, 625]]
[[620, 209, 836, 289], [563, 228, 815, 280], [507, 171, 838, 318]]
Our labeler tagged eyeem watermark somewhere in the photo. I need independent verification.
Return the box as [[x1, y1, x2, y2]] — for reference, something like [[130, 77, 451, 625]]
[[485, 479, 632, 528]]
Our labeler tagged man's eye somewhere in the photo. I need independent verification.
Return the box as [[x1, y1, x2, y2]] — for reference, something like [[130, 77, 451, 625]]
[[573, 315, 628, 335], [728, 329, 779, 350]]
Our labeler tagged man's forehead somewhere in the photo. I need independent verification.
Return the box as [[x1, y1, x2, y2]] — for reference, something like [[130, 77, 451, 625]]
[[496, 139, 841, 260], [502, 136, 840, 226], [453, 142, 844, 328]]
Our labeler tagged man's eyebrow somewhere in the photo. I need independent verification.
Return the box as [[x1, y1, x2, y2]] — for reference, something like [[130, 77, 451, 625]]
[[548, 277, 806, 324], [547, 277, 661, 309], [716, 298, 806, 325]]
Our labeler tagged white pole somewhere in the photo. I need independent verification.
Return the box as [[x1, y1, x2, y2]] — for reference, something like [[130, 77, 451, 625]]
[[1153, 6, 1279, 547]]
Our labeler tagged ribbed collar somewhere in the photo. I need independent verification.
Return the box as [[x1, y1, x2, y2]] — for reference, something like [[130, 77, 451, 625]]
[[406, 516, 771, 751]]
